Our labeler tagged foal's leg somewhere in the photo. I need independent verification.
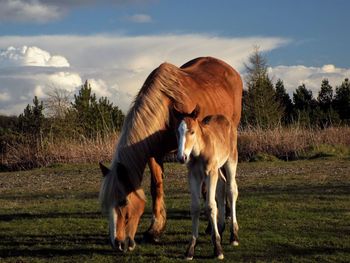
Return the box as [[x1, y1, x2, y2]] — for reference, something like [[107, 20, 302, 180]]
[[185, 170, 202, 260], [145, 157, 166, 242], [216, 172, 226, 238], [225, 150, 239, 246], [206, 169, 224, 260]]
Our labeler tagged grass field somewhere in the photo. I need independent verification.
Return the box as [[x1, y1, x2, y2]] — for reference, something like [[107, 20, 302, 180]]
[[0, 158, 349, 262]]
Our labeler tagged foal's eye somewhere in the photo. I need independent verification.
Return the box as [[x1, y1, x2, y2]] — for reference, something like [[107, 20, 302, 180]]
[[190, 130, 195, 135]]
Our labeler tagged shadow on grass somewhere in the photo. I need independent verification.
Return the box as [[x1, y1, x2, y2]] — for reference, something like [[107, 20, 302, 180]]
[[0, 211, 102, 221], [241, 184, 350, 197], [0, 191, 99, 201], [270, 243, 350, 258], [0, 233, 113, 258]]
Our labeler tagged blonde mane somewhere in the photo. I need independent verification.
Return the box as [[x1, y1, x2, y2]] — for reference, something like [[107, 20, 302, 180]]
[[100, 62, 189, 209]]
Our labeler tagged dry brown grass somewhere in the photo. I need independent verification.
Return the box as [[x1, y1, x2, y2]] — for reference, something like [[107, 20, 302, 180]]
[[1, 133, 119, 170], [238, 126, 350, 161], [1, 127, 350, 170]]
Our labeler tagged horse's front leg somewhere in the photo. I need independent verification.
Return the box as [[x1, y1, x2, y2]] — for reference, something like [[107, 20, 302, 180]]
[[206, 169, 224, 260], [185, 170, 202, 260], [144, 157, 166, 243]]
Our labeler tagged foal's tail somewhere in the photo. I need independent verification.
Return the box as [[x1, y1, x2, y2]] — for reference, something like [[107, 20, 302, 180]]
[[219, 169, 226, 182]]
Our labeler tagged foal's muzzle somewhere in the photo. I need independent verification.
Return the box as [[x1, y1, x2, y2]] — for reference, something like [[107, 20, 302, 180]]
[[177, 153, 188, 164]]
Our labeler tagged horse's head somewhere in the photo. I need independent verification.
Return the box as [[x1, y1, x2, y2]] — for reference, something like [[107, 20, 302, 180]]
[[173, 104, 201, 164], [99, 162, 146, 252]]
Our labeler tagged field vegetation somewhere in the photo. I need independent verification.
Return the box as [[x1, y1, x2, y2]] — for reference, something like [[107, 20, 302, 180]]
[[0, 159, 349, 262]]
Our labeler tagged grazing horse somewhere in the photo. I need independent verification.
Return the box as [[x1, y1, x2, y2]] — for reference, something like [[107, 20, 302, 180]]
[[99, 57, 242, 251], [174, 106, 239, 260]]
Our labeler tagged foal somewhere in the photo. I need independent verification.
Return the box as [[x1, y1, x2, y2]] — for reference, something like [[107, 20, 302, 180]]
[[174, 105, 239, 260]]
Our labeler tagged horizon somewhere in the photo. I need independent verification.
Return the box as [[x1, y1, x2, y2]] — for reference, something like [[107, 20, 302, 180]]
[[0, 0, 349, 115]]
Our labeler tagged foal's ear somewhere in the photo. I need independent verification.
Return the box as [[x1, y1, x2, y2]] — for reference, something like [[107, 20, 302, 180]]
[[189, 104, 200, 119], [99, 162, 110, 177], [172, 106, 183, 120]]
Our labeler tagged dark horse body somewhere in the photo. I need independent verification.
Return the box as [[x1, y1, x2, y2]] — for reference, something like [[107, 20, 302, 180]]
[[99, 57, 242, 251]]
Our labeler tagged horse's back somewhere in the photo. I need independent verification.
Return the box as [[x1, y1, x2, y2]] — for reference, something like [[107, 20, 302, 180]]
[[179, 57, 242, 127]]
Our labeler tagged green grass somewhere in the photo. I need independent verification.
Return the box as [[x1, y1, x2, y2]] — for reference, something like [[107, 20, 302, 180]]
[[0, 159, 349, 262]]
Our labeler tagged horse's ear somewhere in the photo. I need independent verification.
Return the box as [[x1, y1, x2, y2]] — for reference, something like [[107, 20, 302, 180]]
[[99, 162, 110, 177], [190, 104, 200, 119]]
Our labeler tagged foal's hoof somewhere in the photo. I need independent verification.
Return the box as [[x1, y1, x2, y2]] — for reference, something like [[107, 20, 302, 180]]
[[217, 253, 224, 260], [185, 256, 193, 261], [231, 240, 239, 247]]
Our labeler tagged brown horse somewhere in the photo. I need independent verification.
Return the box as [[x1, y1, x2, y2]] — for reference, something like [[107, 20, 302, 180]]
[[99, 57, 242, 251], [174, 107, 239, 260]]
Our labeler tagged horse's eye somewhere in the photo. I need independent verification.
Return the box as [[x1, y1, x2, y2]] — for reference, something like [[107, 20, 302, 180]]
[[190, 130, 195, 135]]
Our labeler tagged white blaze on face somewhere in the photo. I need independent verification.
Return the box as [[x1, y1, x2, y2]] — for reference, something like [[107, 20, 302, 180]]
[[177, 120, 187, 160], [109, 207, 117, 249]]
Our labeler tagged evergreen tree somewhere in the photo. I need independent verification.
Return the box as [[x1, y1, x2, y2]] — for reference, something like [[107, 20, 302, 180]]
[[71, 80, 125, 138], [293, 84, 319, 126], [317, 79, 339, 127], [318, 79, 333, 110], [71, 80, 97, 137], [333, 78, 350, 123], [243, 47, 282, 129], [275, 79, 294, 125], [18, 96, 45, 142]]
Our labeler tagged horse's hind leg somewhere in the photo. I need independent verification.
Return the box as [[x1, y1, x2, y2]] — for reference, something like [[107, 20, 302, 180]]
[[224, 149, 239, 246], [144, 157, 166, 243]]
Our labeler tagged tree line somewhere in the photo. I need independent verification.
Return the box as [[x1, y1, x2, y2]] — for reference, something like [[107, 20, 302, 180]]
[[1, 50, 350, 149], [0, 81, 125, 154], [241, 48, 350, 129]]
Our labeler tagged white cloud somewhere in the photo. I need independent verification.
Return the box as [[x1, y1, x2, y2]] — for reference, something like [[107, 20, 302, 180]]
[[0, 0, 63, 23], [268, 64, 350, 97], [88, 79, 112, 97], [0, 34, 290, 115], [0, 46, 70, 68], [45, 72, 82, 91], [126, 14, 153, 23], [0, 91, 10, 101]]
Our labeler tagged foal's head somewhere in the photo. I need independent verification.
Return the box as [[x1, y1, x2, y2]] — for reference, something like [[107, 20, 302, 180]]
[[173, 105, 201, 164]]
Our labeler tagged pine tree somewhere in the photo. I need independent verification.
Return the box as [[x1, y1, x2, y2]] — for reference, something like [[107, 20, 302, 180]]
[[275, 79, 294, 125], [333, 78, 350, 123], [293, 84, 319, 126], [243, 47, 282, 129], [71, 80, 125, 138], [71, 80, 98, 137], [317, 79, 339, 127], [18, 96, 45, 142]]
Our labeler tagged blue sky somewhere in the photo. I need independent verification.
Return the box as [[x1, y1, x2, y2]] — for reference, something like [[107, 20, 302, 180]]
[[0, 0, 349, 115]]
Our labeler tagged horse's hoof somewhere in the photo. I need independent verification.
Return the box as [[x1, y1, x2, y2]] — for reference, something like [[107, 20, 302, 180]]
[[143, 231, 161, 244], [128, 239, 136, 251], [185, 256, 193, 261], [217, 253, 224, 260]]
